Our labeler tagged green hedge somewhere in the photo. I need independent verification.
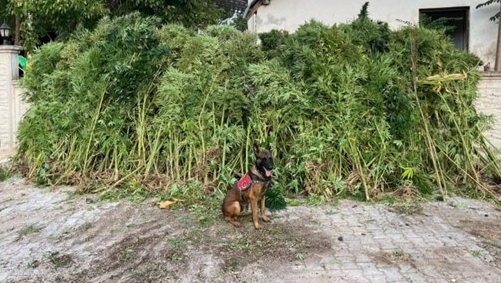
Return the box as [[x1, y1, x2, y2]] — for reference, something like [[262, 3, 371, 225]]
[[16, 12, 500, 203]]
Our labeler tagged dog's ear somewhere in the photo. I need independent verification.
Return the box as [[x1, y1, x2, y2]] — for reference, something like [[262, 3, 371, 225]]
[[253, 142, 260, 156]]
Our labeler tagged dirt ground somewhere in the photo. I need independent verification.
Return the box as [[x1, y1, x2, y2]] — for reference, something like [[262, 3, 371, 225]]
[[1, 175, 501, 283]]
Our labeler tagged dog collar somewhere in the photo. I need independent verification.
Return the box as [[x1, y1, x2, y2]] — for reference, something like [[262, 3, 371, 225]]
[[252, 179, 270, 184]]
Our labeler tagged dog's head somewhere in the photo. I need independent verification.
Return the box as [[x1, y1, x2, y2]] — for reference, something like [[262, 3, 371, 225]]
[[253, 143, 273, 179]]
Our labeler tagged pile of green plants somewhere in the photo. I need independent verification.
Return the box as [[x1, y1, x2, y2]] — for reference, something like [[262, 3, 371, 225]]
[[16, 10, 501, 206]]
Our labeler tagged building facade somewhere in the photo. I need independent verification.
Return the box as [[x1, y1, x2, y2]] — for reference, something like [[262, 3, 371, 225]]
[[246, 0, 499, 67]]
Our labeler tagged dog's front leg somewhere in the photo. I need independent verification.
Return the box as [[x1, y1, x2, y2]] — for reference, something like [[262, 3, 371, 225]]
[[250, 198, 261, 229], [260, 197, 270, 222]]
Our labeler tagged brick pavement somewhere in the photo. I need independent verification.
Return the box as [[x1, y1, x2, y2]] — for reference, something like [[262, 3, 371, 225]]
[[265, 198, 501, 283]]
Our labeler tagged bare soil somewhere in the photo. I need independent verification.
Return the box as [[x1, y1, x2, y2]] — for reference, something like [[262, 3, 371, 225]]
[[0, 177, 331, 283]]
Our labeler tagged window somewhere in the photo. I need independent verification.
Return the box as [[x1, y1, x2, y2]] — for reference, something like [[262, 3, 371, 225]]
[[419, 7, 469, 51]]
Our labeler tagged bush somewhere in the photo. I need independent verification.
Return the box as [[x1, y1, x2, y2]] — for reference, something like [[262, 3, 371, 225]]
[[16, 11, 500, 205]]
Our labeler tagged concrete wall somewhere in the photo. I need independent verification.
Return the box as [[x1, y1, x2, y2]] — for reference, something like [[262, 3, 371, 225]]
[[248, 0, 499, 66], [476, 73, 501, 151], [0, 45, 24, 155], [12, 81, 28, 139]]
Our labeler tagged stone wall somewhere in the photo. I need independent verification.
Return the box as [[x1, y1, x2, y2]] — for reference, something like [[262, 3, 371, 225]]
[[476, 73, 501, 152]]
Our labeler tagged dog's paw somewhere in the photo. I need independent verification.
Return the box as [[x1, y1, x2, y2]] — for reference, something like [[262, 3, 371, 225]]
[[261, 216, 271, 222], [230, 221, 242, 227]]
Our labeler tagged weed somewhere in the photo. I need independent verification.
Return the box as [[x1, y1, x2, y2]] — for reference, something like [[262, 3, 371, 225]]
[[483, 241, 501, 250], [372, 248, 415, 267], [470, 250, 481, 257], [285, 197, 303, 206], [166, 238, 187, 248], [229, 238, 252, 253], [307, 195, 327, 206], [27, 259, 40, 268], [324, 209, 338, 215], [125, 223, 136, 229], [330, 257, 340, 264], [118, 247, 136, 262], [16, 224, 44, 241], [0, 165, 13, 181], [169, 252, 185, 262], [126, 271, 141, 280], [15, 8, 500, 205], [392, 249, 405, 257], [44, 251, 73, 269], [295, 253, 305, 261], [389, 202, 424, 215]]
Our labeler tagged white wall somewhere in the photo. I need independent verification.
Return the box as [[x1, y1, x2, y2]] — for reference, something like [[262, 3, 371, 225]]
[[0, 46, 25, 154], [476, 74, 501, 152], [248, 0, 499, 66], [12, 81, 28, 140]]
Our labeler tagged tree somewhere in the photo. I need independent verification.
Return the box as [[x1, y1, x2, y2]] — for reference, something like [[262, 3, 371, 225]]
[[477, 0, 500, 21], [477, 0, 501, 71], [220, 10, 247, 31], [105, 0, 223, 29], [7, 0, 107, 50], [5, 0, 224, 51]]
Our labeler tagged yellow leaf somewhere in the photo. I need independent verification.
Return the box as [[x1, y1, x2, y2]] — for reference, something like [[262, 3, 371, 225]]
[[158, 198, 179, 209]]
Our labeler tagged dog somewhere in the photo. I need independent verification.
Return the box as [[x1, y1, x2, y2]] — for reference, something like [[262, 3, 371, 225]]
[[222, 143, 273, 229]]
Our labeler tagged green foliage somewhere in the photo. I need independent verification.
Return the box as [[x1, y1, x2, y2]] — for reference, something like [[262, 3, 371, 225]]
[[358, 2, 370, 20], [0, 165, 13, 181], [19, 13, 168, 182], [16, 11, 501, 208], [7, 0, 108, 49], [265, 185, 287, 211], [476, 0, 500, 21], [258, 29, 289, 59], [226, 12, 248, 32], [340, 12, 391, 54], [106, 0, 224, 28], [6, 0, 224, 51], [419, 15, 461, 33]]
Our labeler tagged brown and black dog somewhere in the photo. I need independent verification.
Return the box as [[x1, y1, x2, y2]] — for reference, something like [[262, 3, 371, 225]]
[[222, 143, 274, 229]]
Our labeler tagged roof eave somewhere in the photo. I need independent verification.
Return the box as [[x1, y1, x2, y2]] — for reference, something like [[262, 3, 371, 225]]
[[244, 0, 271, 20]]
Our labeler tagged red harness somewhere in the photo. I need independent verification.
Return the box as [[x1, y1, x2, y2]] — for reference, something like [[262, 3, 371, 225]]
[[236, 173, 252, 192]]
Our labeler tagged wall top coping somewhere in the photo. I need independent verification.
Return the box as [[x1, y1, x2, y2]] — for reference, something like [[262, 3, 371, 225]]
[[481, 71, 501, 78], [0, 45, 23, 53]]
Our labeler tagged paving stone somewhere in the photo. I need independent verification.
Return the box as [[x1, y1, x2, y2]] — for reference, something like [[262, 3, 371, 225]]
[[402, 272, 431, 282], [338, 261, 360, 271], [354, 253, 372, 263], [358, 262, 382, 274], [379, 266, 407, 282]]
